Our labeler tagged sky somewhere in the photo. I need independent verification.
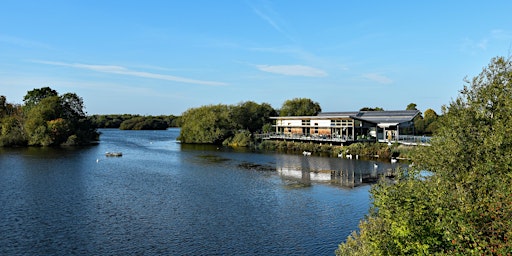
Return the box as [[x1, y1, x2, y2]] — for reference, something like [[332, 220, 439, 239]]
[[1, 1, 512, 115]]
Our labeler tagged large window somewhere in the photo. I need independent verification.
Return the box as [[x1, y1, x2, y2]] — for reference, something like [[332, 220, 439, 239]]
[[330, 119, 353, 127]]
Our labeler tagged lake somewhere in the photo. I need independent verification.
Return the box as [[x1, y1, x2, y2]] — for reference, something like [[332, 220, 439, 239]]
[[0, 128, 398, 255]]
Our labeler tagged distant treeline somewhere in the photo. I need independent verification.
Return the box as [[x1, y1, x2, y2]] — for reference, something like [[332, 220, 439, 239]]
[[90, 114, 181, 130]]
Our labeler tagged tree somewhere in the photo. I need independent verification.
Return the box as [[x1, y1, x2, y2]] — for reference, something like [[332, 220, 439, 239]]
[[23, 87, 58, 109], [280, 98, 321, 116], [60, 92, 86, 120], [406, 103, 418, 110], [21, 87, 97, 146], [415, 56, 512, 254], [359, 107, 384, 111], [24, 95, 63, 146], [231, 101, 276, 133], [423, 108, 439, 134], [0, 96, 6, 118], [178, 104, 234, 144], [337, 56, 512, 255]]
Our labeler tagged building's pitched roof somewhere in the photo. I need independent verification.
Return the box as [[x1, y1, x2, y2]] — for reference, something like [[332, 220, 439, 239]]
[[350, 110, 420, 124], [275, 110, 421, 125], [316, 111, 359, 118]]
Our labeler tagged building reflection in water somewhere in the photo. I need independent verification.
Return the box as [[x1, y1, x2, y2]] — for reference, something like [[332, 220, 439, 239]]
[[275, 154, 399, 188]]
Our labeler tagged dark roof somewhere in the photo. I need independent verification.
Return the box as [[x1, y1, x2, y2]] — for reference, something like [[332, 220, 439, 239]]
[[273, 110, 420, 125], [319, 110, 420, 124], [316, 111, 359, 118], [351, 110, 420, 124]]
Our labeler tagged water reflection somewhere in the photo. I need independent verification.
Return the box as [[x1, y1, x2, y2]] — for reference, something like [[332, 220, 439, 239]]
[[0, 129, 391, 255], [275, 154, 400, 188]]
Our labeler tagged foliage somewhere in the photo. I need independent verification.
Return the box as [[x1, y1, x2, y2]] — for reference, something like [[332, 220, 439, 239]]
[[359, 107, 384, 111], [90, 114, 180, 129], [423, 108, 439, 134], [179, 101, 275, 145], [262, 123, 273, 133], [22, 86, 58, 109], [406, 103, 418, 110], [178, 104, 234, 144], [0, 115, 26, 146], [0, 87, 98, 147], [231, 101, 276, 132], [119, 116, 168, 130], [346, 142, 395, 159], [223, 130, 253, 147], [279, 98, 321, 116], [337, 56, 512, 255]]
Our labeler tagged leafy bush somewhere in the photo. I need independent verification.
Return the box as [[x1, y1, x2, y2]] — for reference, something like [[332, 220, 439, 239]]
[[337, 56, 512, 255]]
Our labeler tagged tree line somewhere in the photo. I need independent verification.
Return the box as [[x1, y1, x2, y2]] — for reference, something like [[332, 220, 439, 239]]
[[90, 114, 181, 130], [0, 87, 98, 146], [336, 56, 512, 255]]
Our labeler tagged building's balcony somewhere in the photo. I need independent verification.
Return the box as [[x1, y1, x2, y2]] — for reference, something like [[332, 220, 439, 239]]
[[255, 133, 353, 143]]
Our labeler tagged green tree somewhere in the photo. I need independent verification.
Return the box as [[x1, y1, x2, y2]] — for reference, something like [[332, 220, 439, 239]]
[[178, 104, 234, 144], [280, 98, 321, 116], [60, 92, 86, 120], [406, 103, 418, 110], [231, 101, 276, 133], [0, 96, 7, 118], [359, 107, 384, 111], [415, 56, 512, 254], [423, 108, 439, 134], [23, 86, 58, 109], [0, 115, 26, 146], [337, 56, 512, 255], [22, 87, 97, 146], [24, 95, 63, 146]]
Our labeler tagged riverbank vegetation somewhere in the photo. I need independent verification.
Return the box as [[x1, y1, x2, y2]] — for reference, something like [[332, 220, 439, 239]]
[[336, 56, 512, 255], [0, 87, 98, 146], [257, 140, 415, 160], [178, 101, 276, 144]]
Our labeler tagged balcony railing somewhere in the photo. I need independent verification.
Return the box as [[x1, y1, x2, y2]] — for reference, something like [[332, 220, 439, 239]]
[[255, 133, 431, 146]]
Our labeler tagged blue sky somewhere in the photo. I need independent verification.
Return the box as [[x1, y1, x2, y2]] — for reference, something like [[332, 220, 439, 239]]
[[1, 1, 512, 115]]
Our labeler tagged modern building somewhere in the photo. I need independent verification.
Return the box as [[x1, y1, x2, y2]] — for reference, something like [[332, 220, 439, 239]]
[[268, 110, 421, 144]]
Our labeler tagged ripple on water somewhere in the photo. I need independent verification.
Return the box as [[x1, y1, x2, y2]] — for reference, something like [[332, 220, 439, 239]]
[[0, 129, 373, 255]]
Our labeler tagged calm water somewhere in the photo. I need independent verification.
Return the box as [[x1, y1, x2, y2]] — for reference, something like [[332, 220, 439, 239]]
[[0, 129, 397, 255]]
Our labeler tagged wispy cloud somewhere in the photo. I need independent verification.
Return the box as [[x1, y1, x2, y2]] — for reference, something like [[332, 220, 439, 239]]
[[490, 29, 512, 40], [256, 64, 327, 77], [362, 73, 393, 84], [31, 60, 228, 86], [460, 29, 512, 54], [0, 34, 51, 49], [248, 1, 295, 42]]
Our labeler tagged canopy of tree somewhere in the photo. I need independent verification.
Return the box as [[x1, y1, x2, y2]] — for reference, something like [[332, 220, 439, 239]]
[[337, 56, 512, 255], [279, 98, 321, 116], [90, 114, 180, 130], [359, 107, 384, 111], [0, 87, 98, 146], [178, 101, 276, 144]]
